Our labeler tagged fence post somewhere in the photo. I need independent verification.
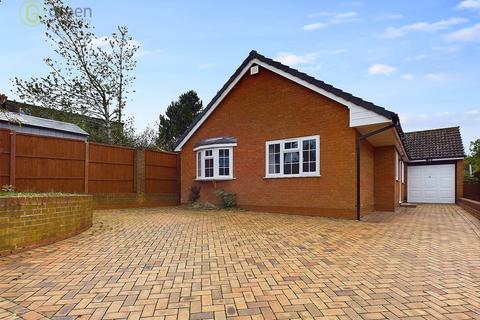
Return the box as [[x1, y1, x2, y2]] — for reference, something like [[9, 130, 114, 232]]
[[9, 131, 16, 188], [84, 141, 89, 193], [135, 149, 145, 194]]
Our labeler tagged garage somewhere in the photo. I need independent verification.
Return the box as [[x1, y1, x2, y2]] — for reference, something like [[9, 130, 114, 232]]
[[407, 164, 455, 203]]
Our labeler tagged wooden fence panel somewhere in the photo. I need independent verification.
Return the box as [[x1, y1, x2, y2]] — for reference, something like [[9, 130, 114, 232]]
[[14, 133, 85, 192], [0, 130, 11, 187], [145, 150, 178, 194], [88, 143, 135, 193], [464, 183, 480, 201]]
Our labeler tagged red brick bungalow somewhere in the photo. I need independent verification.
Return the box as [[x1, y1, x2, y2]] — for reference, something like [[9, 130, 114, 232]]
[[174, 51, 464, 219]]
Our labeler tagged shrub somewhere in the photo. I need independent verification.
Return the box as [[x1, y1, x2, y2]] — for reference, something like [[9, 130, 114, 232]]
[[188, 185, 201, 203], [214, 189, 237, 208]]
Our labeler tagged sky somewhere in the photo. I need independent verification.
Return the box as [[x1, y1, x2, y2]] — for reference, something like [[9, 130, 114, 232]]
[[1, 0, 479, 150]]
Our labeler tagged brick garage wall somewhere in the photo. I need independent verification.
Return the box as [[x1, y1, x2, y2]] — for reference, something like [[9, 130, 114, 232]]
[[456, 159, 464, 200], [92, 193, 178, 210], [360, 139, 375, 214], [374, 146, 396, 211], [181, 67, 359, 218], [0, 194, 93, 256]]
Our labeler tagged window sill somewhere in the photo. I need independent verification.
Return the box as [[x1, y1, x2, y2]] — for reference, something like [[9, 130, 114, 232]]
[[195, 178, 236, 182], [264, 174, 321, 179]]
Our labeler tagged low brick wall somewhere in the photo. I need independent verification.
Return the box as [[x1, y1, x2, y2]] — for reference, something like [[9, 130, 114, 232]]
[[458, 198, 480, 220], [93, 193, 179, 210], [0, 194, 93, 256]]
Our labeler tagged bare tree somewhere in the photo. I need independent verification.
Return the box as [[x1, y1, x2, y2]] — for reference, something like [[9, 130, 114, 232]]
[[14, 0, 138, 143]]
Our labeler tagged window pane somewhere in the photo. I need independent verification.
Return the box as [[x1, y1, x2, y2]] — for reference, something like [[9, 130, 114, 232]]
[[292, 163, 299, 174], [302, 139, 317, 173], [268, 143, 280, 174], [205, 158, 214, 177], [218, 148, 230, 176], [284, 141, 298, 149], [284, 151, 299, 175], [205, 150, 213, 157]]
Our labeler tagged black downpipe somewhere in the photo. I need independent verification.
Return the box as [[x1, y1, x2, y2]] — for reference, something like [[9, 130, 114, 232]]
[[356, 123, 396, 221]]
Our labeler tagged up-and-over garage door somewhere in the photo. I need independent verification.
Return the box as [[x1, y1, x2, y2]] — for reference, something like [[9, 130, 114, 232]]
[[407, 164, 455, 204]]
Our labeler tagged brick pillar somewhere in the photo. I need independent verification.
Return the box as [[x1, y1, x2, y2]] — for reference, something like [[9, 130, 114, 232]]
[[135, 149, 145, 194]]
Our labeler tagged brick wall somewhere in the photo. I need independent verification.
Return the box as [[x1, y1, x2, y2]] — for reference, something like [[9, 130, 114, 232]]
[[181, 67, 359, 218], [456, 159, 464, 199], [92, 193, 178, 210], [374, 146, 396, 211], [0, 195, 93, 256], [360, 139, 375, 214]]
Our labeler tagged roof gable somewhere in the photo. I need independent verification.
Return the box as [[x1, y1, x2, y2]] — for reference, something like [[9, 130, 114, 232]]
[[404, 127, 464, 160], [174, 50, 398, 151]]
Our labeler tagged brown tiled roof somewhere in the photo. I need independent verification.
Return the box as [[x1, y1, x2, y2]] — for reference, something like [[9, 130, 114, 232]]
[[404, 127, 464, 160]]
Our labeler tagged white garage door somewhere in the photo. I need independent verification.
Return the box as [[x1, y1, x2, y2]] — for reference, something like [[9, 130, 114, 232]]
[[408, 164, 455, 203]]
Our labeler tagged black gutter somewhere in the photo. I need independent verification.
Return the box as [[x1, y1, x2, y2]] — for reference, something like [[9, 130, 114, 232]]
[[356, 123, 396, 221]]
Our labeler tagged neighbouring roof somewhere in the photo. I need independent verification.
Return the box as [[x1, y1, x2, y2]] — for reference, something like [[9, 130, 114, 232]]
[[194, 136, 237, 148], [404, 127, 464, 160], [174, 50, 400, 150], [0, 111, 89, 136]]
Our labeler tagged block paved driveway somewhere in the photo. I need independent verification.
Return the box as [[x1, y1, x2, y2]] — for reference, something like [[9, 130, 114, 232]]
[[0, 205, 479, 320]]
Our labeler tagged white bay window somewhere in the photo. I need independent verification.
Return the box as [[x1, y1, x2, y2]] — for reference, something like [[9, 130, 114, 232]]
[[265, 135, 320, 178], [195, 145, 234, 180]]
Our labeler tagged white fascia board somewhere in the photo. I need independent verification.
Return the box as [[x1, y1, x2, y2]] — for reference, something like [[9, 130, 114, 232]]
[[408, 157, 464, 163], [175, 58, 391, 151]]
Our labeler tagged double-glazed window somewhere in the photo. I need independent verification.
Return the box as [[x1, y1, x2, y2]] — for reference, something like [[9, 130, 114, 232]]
[[266, 135, 320, 178], [196, 147, 234, 180]]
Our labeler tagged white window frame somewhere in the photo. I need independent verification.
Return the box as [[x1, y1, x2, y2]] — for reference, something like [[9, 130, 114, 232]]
[[265, 135, 320, 179], [194, 144, 235, 181]]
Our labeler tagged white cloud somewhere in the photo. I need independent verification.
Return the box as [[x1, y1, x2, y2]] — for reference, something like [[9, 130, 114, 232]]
[[275, 52, 318, 66], [303, 12, 359, 31], [302, 23, 327, 31], [446, 23, 480, 42], [275, 49, 347, 67], [368, 64, 396, 75], [381, 17, 468, 38], [401, 74, 415, 80], [458, 0, 480, 9], [424, 73, 448, 81]]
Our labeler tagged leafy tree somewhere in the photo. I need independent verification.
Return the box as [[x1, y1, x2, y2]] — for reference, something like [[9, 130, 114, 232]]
[[157, 90, 203, 150], [465, 139, 480, 183], [14, 0, 138, 144]]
